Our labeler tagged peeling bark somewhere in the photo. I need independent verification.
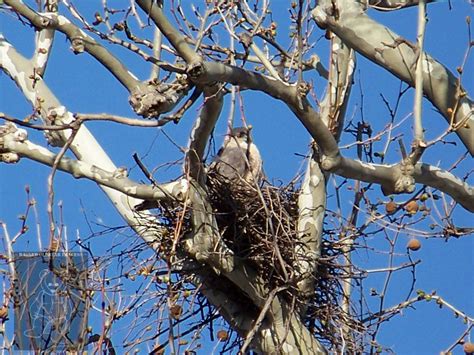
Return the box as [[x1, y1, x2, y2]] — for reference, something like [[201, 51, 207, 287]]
[[312, 0, 474, 156], [129, 78, 192, 118], [0, 35, 161, 244], [295, 156, 326, 311], [184, 181, 235, 274], [186, 84, 223, 183]]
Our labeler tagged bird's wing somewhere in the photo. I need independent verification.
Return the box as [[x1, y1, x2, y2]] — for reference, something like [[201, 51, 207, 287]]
[[213, 142, 247, 181]]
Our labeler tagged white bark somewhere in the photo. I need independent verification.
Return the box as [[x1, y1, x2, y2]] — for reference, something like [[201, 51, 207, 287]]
[[312, 0, 474, 156], [295, 157, 326, 303]]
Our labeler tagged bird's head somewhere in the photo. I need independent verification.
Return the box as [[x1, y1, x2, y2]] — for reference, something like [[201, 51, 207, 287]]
[[228, 126, 252, 143]]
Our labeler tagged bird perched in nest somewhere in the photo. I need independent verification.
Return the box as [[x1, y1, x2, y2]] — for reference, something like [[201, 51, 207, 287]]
[[135, 126, 262, 212], [210, 126, 263, 185]]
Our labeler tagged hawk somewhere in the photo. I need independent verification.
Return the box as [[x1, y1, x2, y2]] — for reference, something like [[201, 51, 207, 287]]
[[211, 126, 263, 185]]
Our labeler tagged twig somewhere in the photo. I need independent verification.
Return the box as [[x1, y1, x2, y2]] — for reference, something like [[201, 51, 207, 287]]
[[443, 324, 474, 354], [132, 152, 159, 186], [239, 286, 287, 354], [47, 126, 80, 242]]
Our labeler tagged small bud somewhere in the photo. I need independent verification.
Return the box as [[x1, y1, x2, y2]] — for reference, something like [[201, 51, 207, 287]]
[[93, 12, 103, 26], [113, 22, 125, 31], [419, 193, 429, 202]]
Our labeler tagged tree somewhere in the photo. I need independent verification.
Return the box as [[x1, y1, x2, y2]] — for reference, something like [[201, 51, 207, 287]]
[[1, 0, 473, 353]]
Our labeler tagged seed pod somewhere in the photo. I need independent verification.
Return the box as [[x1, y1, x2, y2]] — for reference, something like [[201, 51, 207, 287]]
[[405, 201, 419, 215], [407, 239, 421, 251], [217, 330, 229, 341], [464, 342, 474, 354], [385, 201, 397, 215], [170, 304, 182, 320], [0, 306, 8, 320]]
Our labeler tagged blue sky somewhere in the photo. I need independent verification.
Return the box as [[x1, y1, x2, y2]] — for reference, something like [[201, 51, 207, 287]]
[[1, 1, 473, 354]]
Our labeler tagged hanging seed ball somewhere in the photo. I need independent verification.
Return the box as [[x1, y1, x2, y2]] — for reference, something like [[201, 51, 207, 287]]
[[385, 201, 397, 215], [464, 342, 474, 354], [405, 200, 419, 215], [0, 306, 8, 320], [407, 239, 421, 251], [217, 330, 229, 341], [170, 304, 182, 320]]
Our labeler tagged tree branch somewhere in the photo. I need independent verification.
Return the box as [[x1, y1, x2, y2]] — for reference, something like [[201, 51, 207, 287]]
[[135, 0, 201, 64], [0, 123, 188, 203], [331, 157, 474, 212], [369, 0, 439, 11], [4, 0, 140, 91], [320, 36, 355, 141], [32, 27, 55, 78], [0, 36, 165, 244], [186, 84, 223, 182], [312, 0, 474, 156], [187, 61, 341, 158], [295, 155, 326, 313]]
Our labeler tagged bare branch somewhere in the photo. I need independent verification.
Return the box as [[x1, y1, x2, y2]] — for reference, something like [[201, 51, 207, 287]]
[[135, 0, 201, 64], [312, 0, 474, 156], [187, 61, 340, 158], [320, 35, 355, 141], [331, 157, 474, 212], [0, 123, 189, 203], [32, 27, 55, 78], [413, 0, 426, 144], [295, 155, 326, 312], [186, 84, 223, 182], [369, 0, 439, 11], [4, 0, 140, 90]]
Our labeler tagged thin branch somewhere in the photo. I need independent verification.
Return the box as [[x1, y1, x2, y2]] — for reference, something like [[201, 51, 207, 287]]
[[47, 125, 79, 241], [239, 286, 287, 354], [312, 0, 474, 156], [0, 127, 188, 203], [135, 0, 201, 64], [4, 0, 140, 90], [413, 0, 426, 144]]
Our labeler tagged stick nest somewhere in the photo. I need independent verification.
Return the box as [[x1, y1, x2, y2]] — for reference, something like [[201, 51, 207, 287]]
[[148, 172, 361, 351], [206, 172, 359, 350]]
